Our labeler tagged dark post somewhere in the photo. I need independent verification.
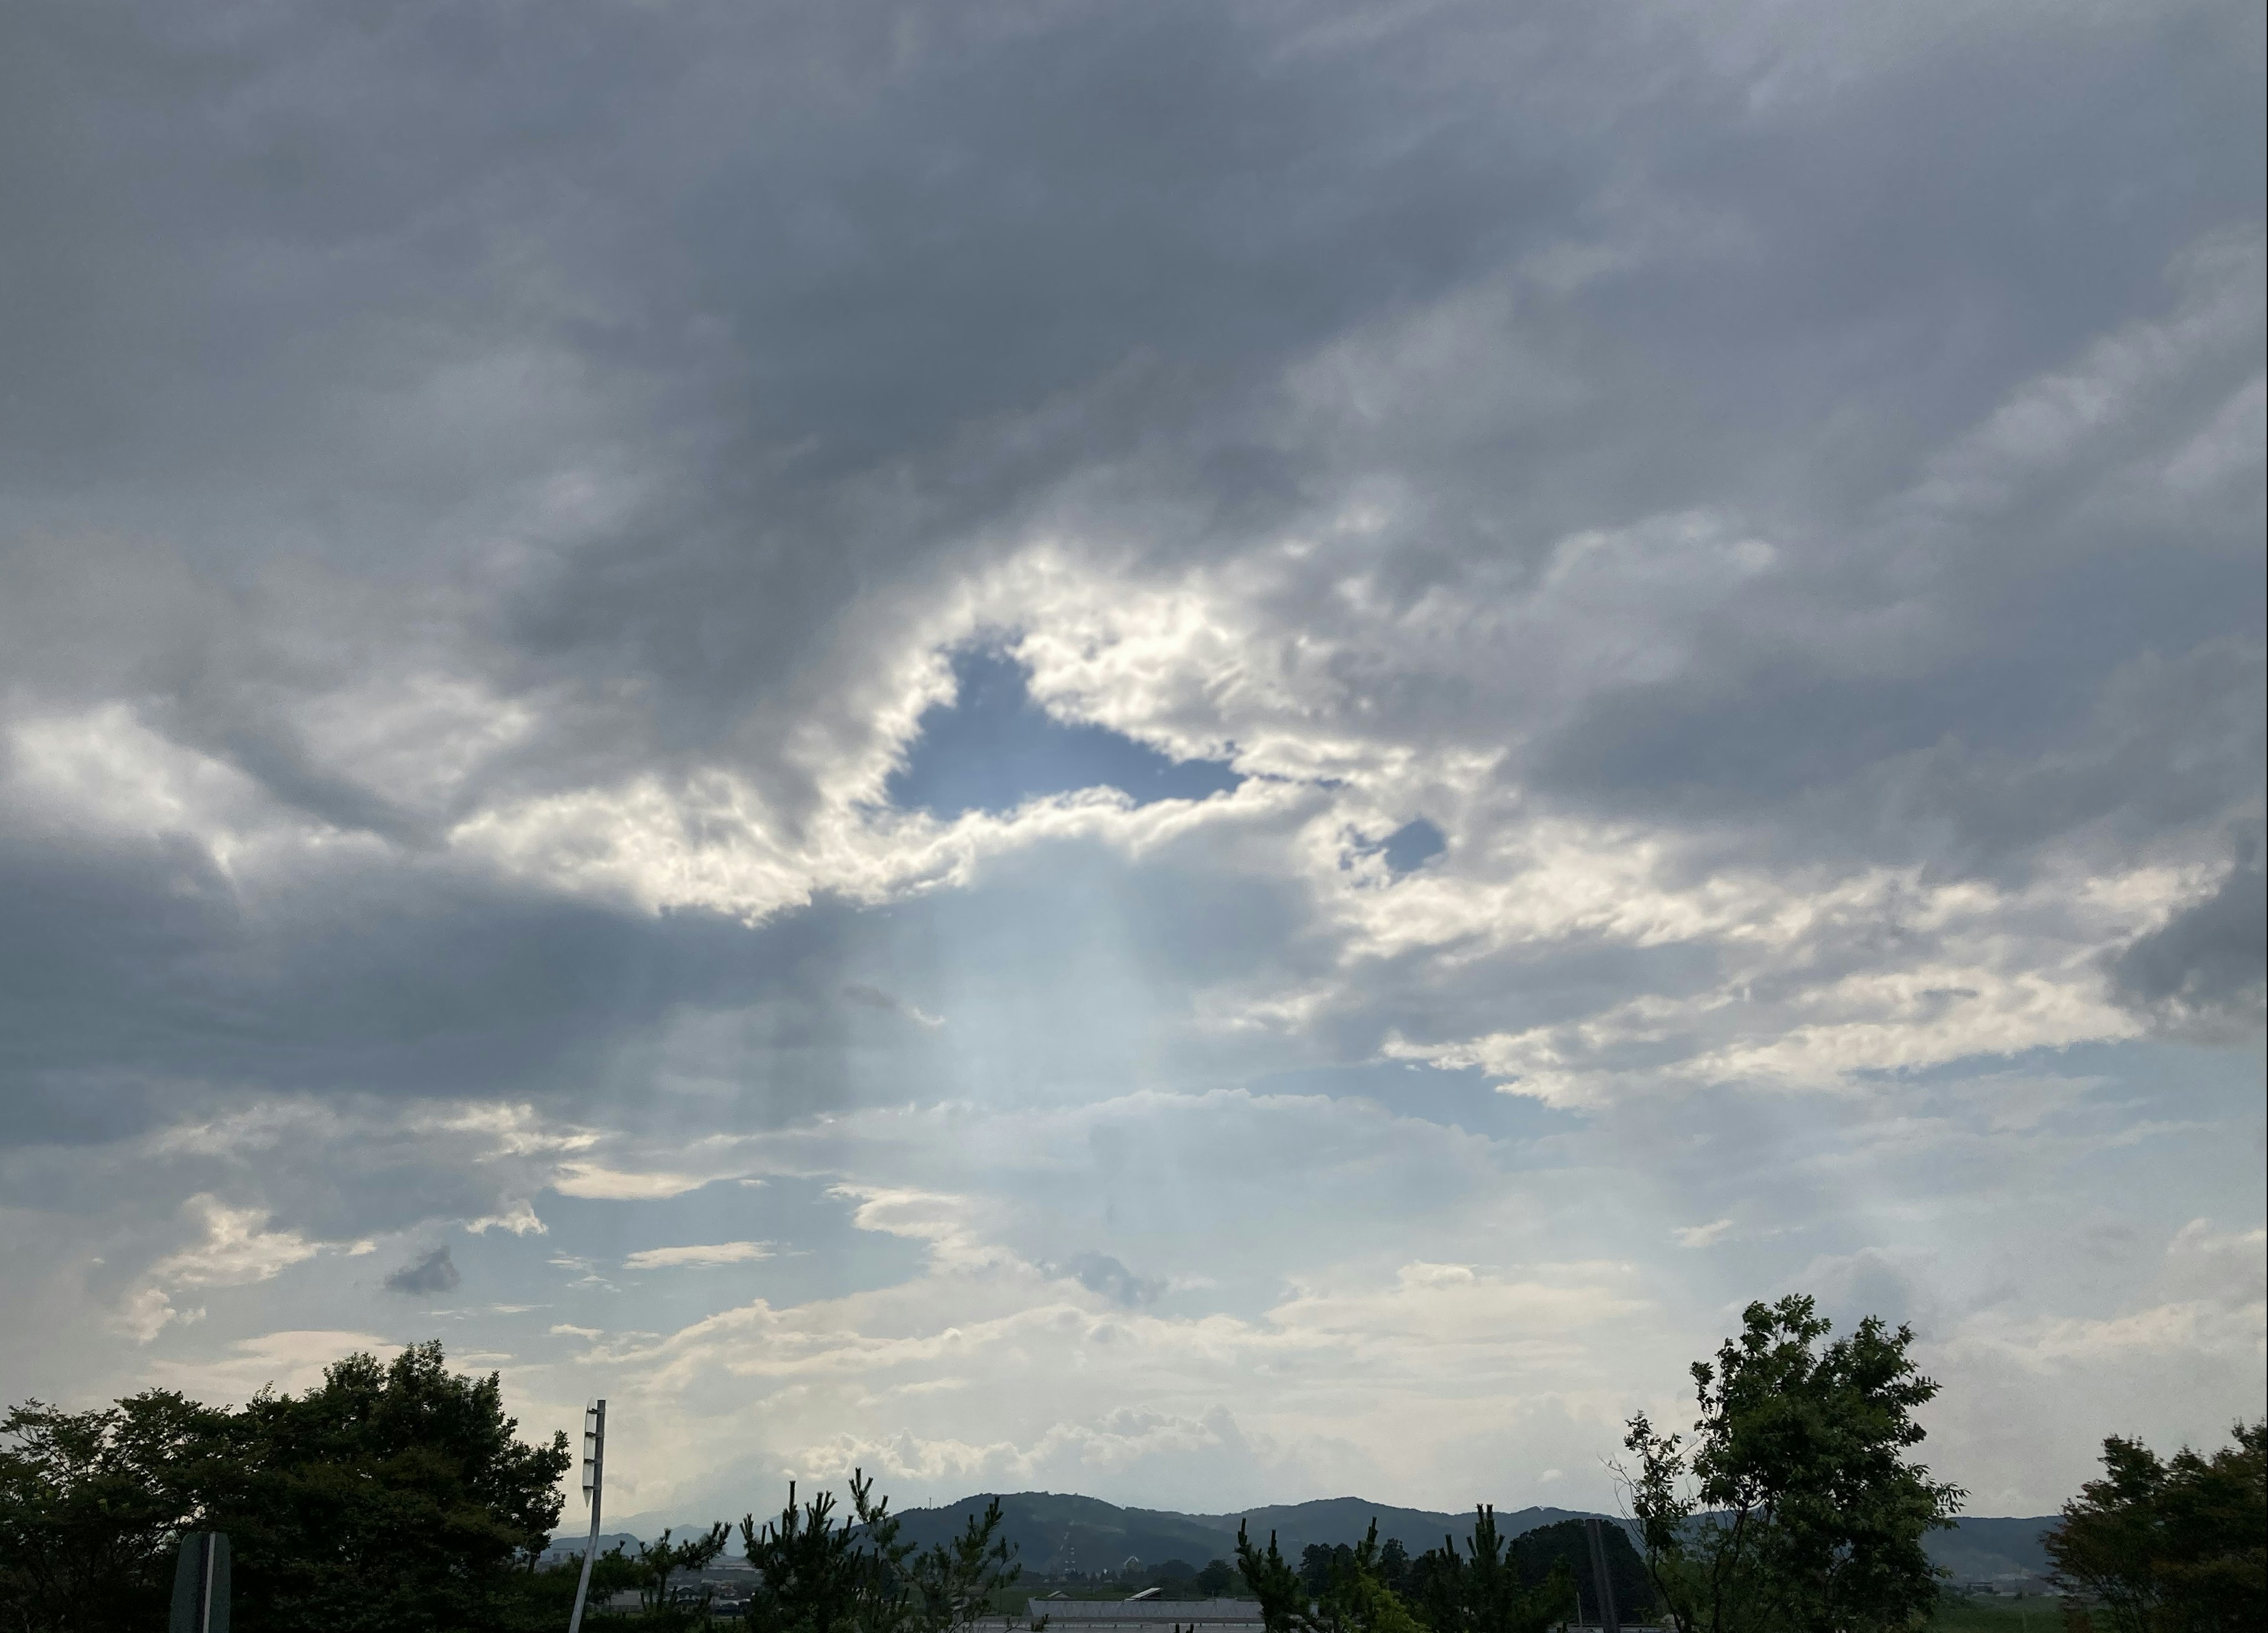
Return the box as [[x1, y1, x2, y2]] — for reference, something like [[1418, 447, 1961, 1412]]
[[169, 1532, 231, 1633], [1582, 1518, 1619, 1633]]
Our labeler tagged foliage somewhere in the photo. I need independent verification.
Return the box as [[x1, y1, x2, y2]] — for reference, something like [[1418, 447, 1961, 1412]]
[[0, 1391, 228, 1631], [744, 1480, 875, 1633], [2045, 1420, 2265, 1633], [639, 1521, 733, 1618], [1622, 1294, 1963, 1633], [1307, 1521, 1426, 1633], [494, 1548, 643, 1631], [1507, 1519, 1648, 1623], [742, 1472, 1029, 1633], [1237, 1521, 1314, 1633], [0, 1340, 568, 1633], [1244, 1512, 1569, 1633], [219, 1341, 572, 1632], [1401, 1508, 1573, 1633], [899, 1494, 1026, 1633], [1303, 1543, 1355, 1599], [1197, 1559, 1239, 1596]]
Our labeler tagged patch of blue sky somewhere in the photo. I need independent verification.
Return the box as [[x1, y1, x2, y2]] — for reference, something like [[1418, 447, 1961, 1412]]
[[887, 648, 1241, 817], [1379, 819, 1446, 873]]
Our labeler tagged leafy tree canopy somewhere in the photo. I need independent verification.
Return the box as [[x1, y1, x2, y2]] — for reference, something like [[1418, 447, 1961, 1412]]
[[2047, 1420, 2266, 1633], [1622, 1293, 1962, 1633], [0, 1340, 569, 1633]]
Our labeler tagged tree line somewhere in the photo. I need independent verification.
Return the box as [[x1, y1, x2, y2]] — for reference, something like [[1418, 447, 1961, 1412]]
[[2, 1299, 2260, 1631]]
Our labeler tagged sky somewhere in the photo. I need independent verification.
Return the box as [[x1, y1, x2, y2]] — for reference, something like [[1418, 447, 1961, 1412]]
[[1, 0, 2262, 1534]]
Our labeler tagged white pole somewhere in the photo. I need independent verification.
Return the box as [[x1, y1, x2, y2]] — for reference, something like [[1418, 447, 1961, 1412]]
[[568, 1399, 607, 1633]]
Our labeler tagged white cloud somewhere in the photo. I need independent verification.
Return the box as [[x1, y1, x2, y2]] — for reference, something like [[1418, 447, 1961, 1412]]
[[150, 1197, 323, 1289], [624, 1241, 775, 1270]]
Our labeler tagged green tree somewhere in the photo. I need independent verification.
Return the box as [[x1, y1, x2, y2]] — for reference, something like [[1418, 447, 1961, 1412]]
[[0, 1341, 568, 1633], [2047, 1420, 2266, 1633], [212, 1341, 572, 1632], [744, 1480, 874, 1633], [743, 1474, 1029, 1633], [1236, 1521, 1312, 1633], [1402, 1508, 1573, 1633], [1308, 1520, 1425, 1633], [0, 1391, 227, 1631], [1621, 1294, 1962, 1633], [1376, 1539, 1410, 1598], [641, 1521, 733, 1618], [900, 1495, 1025, 1633], [1197, 1559, 1238, 1596], [1506, 1519, 1647, 1625]]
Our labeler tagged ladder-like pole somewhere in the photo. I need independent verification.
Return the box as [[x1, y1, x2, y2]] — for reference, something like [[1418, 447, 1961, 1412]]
[[568, 1399, 607, 1633]]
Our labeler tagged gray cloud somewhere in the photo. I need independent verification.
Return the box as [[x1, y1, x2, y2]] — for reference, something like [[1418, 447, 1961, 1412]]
[[383, 1246, 461, 1298], [0, 0, 2259, 1510], [2111, 853, 2267, 1038], [1066, 1252, 1165, 1308]]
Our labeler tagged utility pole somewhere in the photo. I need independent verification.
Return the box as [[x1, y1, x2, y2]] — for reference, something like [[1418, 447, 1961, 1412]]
[[1582, 1518, 1621, 1633], [568, 1399, 607, 1633], [169, 1531, 230, 1633]]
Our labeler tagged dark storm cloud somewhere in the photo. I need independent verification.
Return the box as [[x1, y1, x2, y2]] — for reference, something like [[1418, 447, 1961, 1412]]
[[0, 809, 901, 1149], [2111, 854, 2267, 1036], [0, 0, 2257, 1204], [4, 0, 2256, 847], [383, 1246, 462, 1297]]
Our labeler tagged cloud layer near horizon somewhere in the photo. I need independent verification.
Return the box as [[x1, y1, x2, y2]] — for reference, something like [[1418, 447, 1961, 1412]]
[[1, 0, 2260, 1528]]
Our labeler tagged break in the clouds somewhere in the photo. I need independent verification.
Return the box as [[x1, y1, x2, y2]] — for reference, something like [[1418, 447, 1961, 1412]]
[[1, 0, 2260, 1530]]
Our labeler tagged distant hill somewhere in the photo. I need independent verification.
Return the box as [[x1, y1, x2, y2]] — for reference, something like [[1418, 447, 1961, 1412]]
[[1926, 1516, 2060, 1585], [1195, 1498, 1602, 1557], [539, 1530, 645, 1563], [882, 1492, 1621, 1575], [567, 1492, 2063, 1590]]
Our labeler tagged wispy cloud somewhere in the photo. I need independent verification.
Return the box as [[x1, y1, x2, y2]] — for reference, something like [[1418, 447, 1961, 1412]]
[[624, 1241, 775, 1270]]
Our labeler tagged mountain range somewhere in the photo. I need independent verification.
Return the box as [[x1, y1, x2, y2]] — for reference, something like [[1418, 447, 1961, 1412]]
[[563, 1491, 2060, 1586]]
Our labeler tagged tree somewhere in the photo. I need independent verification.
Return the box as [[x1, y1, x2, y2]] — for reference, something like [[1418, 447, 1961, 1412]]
[[0, 1392, 227, 1631], [211, 1341, 572, 1632], [1197, 1559, 1238, 1596], [1505, 1519, 1647, 1625], [742, 1471, 1029, 1633], [1307, 1520, 1425, 1633], [1621, 1295, 1962, 1633], [1402, 1508, 1573, 1633], [1376, 1539, 1410, 1598], [900, 1495, 1026, 1633], [744, 1480, 874, 1633], [642, 1521, 733, 1617], [1302, 1543, 1353, 1598], [0, 1341, 569, 1633], [2047, 1421, 2266, 1633], [1236, 1521, 1312, 1633]]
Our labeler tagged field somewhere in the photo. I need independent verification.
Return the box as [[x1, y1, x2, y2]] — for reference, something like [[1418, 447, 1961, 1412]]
[[1930, 1598, 2075, 1631]]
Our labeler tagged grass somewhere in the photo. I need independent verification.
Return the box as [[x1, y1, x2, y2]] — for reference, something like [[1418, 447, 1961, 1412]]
[[1930, 1596, 2073, 1630]]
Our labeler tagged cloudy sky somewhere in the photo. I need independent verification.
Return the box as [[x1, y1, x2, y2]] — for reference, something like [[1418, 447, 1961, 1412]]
[[2, 0, 2262, 1532]]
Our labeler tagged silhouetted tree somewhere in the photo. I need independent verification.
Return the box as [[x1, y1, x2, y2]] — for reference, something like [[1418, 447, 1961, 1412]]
[[1236, 1521, 1311, 1633], [0, 1341, 569, 1633], [1622, 1295, 1961, 1633], [2047, 1420, 2266, 1633], [1308, 1520, 1424, 1633], [744, 1480, 873, 1633], [1403, 1508, 1573, 1633]]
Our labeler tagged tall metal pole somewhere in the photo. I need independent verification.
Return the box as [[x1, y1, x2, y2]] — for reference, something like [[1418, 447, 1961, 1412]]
[[568, 1399, 607, 1633], [1582, 1518, 1621, 1633]]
